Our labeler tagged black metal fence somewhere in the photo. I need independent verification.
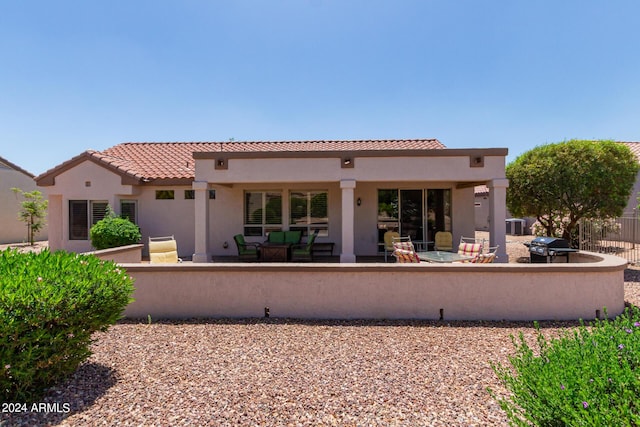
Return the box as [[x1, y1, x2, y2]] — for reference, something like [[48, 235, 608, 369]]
[[579, 214, 640, 264]]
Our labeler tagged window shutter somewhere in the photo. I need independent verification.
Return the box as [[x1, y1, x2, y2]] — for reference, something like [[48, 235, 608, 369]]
[[69, 200, 88, 240], [91, 202, 109, 225], [121, 200, 137, 223]]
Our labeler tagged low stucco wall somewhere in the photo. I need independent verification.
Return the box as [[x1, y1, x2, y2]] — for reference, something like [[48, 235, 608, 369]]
[[121, 251, 626, 321], [85, 244, 143, 263]]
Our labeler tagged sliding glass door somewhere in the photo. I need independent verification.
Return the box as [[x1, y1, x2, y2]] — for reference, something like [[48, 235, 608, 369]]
[[377, 188, 451, 249], [400, 189, 424, 241]]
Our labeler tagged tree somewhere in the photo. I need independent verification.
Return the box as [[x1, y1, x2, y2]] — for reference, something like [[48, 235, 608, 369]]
[[11, 188, 48, 246], [506, 140, 639, 241]]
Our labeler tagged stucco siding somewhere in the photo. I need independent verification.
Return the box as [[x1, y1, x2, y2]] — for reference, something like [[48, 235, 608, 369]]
[[123, 252, 626, 321]]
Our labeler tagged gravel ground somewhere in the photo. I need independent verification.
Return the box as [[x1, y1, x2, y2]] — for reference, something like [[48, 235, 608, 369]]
[[3, 240, 640, 426]]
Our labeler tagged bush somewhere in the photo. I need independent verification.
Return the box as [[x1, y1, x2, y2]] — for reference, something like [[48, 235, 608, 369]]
[[90, 207, 141, 250], [490, 308, 640, 426], [0, 249, 135, 402]]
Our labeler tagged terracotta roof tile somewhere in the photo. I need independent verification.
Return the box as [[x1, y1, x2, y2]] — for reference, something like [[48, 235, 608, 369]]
[[475, 185, 489, 196], [621, 142, 640, 161], [37, 139, 445, 183], [0, 155, 34, 178]]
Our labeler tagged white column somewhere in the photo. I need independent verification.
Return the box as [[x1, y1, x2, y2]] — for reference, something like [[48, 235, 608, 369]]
[[488, 178, 509, 263], [340, 179, 357, 263], [192, 181, 211, 263]]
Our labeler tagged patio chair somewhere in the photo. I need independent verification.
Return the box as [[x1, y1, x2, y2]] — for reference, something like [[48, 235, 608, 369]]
[[471, 246, 499, 263], [393, 248, 422, 263], [291, 230, 319, 262], [434, 231, 453, 251], [392, 236, 415, 252], [233, 234, 261, 262], [457, 236, 484, 262], [148, 235, 182, 263], [383, 230, 400, 262]]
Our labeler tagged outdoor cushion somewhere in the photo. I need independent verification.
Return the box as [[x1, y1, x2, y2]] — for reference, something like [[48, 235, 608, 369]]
[[458, 242, 482, 256], [290, 230, 318, 261], [393, 249, 421, 263], [233, 234, 260, 259], [267, 231, 285, 244], [149, 238, 180, 263], [472, 253, 496, 263], [284, 230, 302, 244], [434, 231, 453, 251], [392, 240, 415, 252]]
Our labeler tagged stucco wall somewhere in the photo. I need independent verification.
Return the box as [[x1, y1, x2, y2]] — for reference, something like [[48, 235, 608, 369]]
[[0, 166, 47, 244], [40, 150, 507, 258], [41, 160, 196, 256], [122, 252, 626, 321], [44, 160, 137, 252], [84, 244, 143, 263], [196, 155, 507, 184]]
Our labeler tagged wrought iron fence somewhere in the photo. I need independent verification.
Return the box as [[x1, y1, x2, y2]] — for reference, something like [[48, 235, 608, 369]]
[[579, 214, 640, 264]]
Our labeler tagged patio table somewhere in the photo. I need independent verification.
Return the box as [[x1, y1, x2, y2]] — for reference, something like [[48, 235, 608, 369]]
[[261, 243, 291, 262], [412, 240, 434, 251], [417, 251, 474, 263]]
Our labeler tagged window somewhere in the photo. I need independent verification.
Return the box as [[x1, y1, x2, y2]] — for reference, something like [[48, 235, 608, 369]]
[[185, 190, 215, 200], [290, 191, 328, 236], [69, 200, 108, 240], [155, 190, 174, 200], [244, 191, 282, 236], [121, 200, 137, 223]]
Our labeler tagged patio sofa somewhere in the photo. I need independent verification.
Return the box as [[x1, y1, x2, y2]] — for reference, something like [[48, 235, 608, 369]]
[[265, 230, 302, 245]]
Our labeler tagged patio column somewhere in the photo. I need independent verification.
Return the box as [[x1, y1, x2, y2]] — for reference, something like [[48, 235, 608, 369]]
[[192, 180, 211, 263], [340, 179, 357, 263], [488, 178, 509, 263]]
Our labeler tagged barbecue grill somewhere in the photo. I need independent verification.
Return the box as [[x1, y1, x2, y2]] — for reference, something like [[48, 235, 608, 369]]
[[527, 237, 578, 263]]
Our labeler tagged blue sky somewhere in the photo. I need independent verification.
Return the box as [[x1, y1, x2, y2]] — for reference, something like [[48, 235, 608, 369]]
[[1, 1, 639, 175]]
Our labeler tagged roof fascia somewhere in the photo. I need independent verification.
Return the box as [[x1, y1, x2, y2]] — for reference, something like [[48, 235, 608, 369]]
[[36, 151, 142, 187], [0, 156, 34, 178], [193, 148, 508, 160]]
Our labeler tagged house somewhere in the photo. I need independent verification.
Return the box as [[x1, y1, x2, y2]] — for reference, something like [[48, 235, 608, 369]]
[[0, 156, 48, 244], [475, 185, 532, 235], [35, 139, 509, 262]]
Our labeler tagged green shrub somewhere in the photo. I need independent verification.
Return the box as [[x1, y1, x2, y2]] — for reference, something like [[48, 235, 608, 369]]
[[90, 207, 141, 250], [0, 249, 135, 402], [490, 308, 640, 426]]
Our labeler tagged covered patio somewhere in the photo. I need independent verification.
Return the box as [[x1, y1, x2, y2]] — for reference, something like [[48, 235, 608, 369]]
[[190, 141, 510, 263]]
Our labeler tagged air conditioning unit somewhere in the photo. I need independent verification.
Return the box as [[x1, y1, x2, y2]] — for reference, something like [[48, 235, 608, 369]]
[[506, 218, 526, 235]]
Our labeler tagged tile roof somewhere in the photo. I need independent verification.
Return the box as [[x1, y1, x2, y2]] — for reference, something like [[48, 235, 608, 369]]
[[621, 142, 640, 160], [475, 185, 489, 196], [0, 156, 34, 178], [36, 139, 445, 183]]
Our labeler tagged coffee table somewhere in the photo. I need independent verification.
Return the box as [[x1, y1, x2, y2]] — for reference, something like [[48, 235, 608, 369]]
[[261, 243, 290, 262]]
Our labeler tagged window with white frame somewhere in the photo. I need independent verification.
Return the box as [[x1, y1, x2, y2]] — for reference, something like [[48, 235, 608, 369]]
[[289, 190, 328, 237], [244, 191, 282, 236], [69, 200, 108, 240]]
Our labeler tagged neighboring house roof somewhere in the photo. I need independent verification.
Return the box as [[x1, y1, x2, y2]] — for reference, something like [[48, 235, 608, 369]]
[[621, 142, 640, 161], [475, 185, 489, 196], [36, 139, 445, 186], [0, 156, 34, 178]]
